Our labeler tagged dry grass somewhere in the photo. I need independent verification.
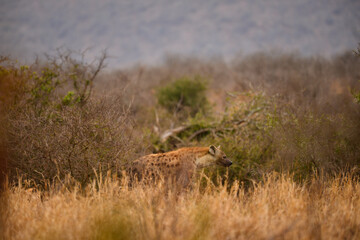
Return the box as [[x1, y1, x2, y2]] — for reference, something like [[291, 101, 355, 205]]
[[1, 173, 360, 240]]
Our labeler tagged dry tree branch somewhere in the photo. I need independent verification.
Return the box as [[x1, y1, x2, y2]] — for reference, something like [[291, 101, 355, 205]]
[[187, 128, 212, 141], [160, 125, 189, 142]]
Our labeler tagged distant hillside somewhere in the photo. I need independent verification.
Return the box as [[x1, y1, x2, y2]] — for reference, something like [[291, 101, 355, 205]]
[[1, 0, 359, 67]]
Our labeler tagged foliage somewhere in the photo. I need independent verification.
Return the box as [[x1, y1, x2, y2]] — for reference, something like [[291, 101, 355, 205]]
[[2, 49, 360, 240], [154, 92, 276, 184], [352, 43, 360, 103], [2, 50, 360, 186], [354, 43, 360, 57], [61, 91, 77, 105], [156, 76, 209, 117], [1, 51, 140, 185], [154, 90, 360, 183], [353, 91, 360, 104]]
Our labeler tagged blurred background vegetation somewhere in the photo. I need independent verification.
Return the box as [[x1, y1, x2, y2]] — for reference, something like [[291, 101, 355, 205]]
[[1, 48, 360, 186]]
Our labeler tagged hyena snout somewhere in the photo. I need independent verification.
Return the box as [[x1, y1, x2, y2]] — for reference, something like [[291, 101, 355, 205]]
[[224, 158, 232, 167], [218, 158, 232, 167]]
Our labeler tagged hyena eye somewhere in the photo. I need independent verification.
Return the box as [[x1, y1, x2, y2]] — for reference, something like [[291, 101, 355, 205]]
[[223, 155, 226, 159]]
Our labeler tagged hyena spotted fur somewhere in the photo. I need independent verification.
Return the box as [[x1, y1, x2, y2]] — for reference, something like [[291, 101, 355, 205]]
[[129, 145, 232, 187]]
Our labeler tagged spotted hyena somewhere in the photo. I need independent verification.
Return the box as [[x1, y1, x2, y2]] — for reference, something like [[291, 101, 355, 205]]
[[129, 145, 232, 186]]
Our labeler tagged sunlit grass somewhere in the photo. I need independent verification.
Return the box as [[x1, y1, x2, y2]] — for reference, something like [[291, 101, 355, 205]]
[[1, 173, 360, 240]]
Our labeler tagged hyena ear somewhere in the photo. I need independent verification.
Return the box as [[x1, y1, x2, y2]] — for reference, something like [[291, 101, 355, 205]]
[[209, 145, 216, 155]]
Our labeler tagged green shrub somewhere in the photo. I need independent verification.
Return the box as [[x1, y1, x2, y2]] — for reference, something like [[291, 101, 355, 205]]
[[153, 92, 276, 184], [153, 90, 360, 184], [156, 76, 209, 116]]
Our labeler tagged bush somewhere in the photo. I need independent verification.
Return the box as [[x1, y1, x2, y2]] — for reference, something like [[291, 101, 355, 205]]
[[156, 76, 209, 117], [1, 52, 140, 185], [2, 50, 360, 186], [152, 92, 276, 183], [154, 90, 360, 184], [352, 43, 360, 103], [6, 97, 136, 185], [354, 43, 360, 57]]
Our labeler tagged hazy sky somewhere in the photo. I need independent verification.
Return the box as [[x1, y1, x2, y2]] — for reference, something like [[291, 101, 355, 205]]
[[1, 0, 359, 68]]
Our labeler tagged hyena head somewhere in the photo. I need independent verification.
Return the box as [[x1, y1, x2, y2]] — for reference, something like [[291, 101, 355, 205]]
[[208, 145, 232, 167]]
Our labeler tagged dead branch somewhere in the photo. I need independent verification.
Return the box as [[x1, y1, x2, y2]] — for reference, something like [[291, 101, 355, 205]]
[[187, 128, 212, 141], [169, 134, 185, 144], [157, 107, 261, 143], [160, 125, 189, 142]]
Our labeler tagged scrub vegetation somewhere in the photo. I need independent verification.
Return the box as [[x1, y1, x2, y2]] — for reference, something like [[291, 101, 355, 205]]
[[1, 48, 360, 239]]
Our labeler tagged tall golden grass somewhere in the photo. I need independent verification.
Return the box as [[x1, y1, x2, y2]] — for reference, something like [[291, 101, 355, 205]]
[[1, 172, 359, 240]]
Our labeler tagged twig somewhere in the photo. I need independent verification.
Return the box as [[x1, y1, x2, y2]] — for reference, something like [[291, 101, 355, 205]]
[[160, 125, 189, 142], [188, 128, 212, 141]]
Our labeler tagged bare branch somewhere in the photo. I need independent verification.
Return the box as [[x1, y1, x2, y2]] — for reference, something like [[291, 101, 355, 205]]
[[160, 126, 189, 142]]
